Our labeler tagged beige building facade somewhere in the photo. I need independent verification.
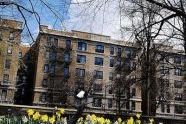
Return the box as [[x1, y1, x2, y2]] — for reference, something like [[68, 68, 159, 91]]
[[0, 19, 185, 118], [31, 25, 142, 114], [0, 19, 22, 103]]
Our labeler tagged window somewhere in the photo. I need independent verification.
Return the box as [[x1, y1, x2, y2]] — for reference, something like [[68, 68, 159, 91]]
[[167, 104, 170, 113], [25, 53, 30, 61], [121, 101, 126, 109], [117, 47, 122, 56], [175, 93, 182, 101], [64, 67, 69, 77], [18, 52, 22, 59], [45, 51, 49, 59], [76, 68, 85, 77], [161, 103, 165, 113], [110, 57, 114, 67], [42, 79, 47, 87], [3, 74, 9, 83], [175, 105, 183, 114], [66, 39, 71, 49], [47, 37, 58, 47], [77, 55, 86, 63], [78, 41, 87, 51], [93, 98, 102, 107], [108, 99, 113, 108], [40, 93, 47, 102], [49, 52, 57, 61], [0, 31, 2, 41], [109, 72, 113, 81], [95, 57, 103, 66], [64, 53, 70, 62], [50, 64, 55, 74], [174, 80, 182, 88], [93, 84, 102, 92], [108, 87, 113, 94], [174, 67, 182, 76], [174, 56, 181, 64], [54, 38, 58, 47], [95, 71, 103, 79], [47, 37, 53, 46], [7, 45, 13, 54], [159, 79, 169, 90], [5, 59, 11, 69], [116, 58, 122, 66], [1, 90, 7, 101], [9, 32, 14, 40], [44, 64, 49, 73], [95, 44, 104, 53], [110, 46, 114, 55], [131, 88, 136, 97], [160, 66, 169, 74], [125, 48, 132, 58], [131, 101, 135, 110]]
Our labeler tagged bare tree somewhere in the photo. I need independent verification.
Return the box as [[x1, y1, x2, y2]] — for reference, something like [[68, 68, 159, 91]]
[[119, 0, 179, 116], [0, 0, 70, 42]]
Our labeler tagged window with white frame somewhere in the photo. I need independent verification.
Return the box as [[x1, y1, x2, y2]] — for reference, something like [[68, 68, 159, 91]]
[[95, 44, 104, 53], [77, 54, 86, 64], [95, 57, 104, 66], [76, 68, 85, 77], [78, 41, 87, 51]]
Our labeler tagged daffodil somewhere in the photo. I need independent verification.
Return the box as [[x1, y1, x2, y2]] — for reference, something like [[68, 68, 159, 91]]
[[41, 114, 48, 122], [56, 111, 61, 118], [118, 117, 122, 124], [59, 108, 65, 114], [127, 117, 134, 124], [136, 113, 141, 119], [32, 112, 40, 120], [97, 117, 105, 124], [136, 119, 141, 124], [105, 119, 111, 124], [90, 114, 97, 122], [49, 116, 56, 124], [27, 109, 34, 116], [86, 114, 91, 120], [149, 118, 154, 124]]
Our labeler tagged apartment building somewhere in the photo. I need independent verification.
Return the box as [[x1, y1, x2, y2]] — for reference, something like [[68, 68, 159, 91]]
[[0, 19, 185, 118], [0, 19, 22, 103], [155, 48, 186, 119], [31, 25, 141, 114]]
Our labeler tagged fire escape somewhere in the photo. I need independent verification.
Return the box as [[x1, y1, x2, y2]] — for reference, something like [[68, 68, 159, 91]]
[[47, 38, 72, 107]]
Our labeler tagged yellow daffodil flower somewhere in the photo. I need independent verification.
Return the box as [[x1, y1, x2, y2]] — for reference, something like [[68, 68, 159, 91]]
[[32, 112, 40, 120], [118, 117, 122, 123], [149, 118, 154, 124], [127, 117, 134, 124], [59, 108, 65, 114], [86, 114, 91, 120], [105, 119, 111, 124], [136, 113, 141, 119], [27, 109, 34, 116], [49, 116, 56, 124], [136, 119, 141, 124], [41, 114, 48, 122], [56, 111, 61, 118], [90, 114, 97, 122]]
